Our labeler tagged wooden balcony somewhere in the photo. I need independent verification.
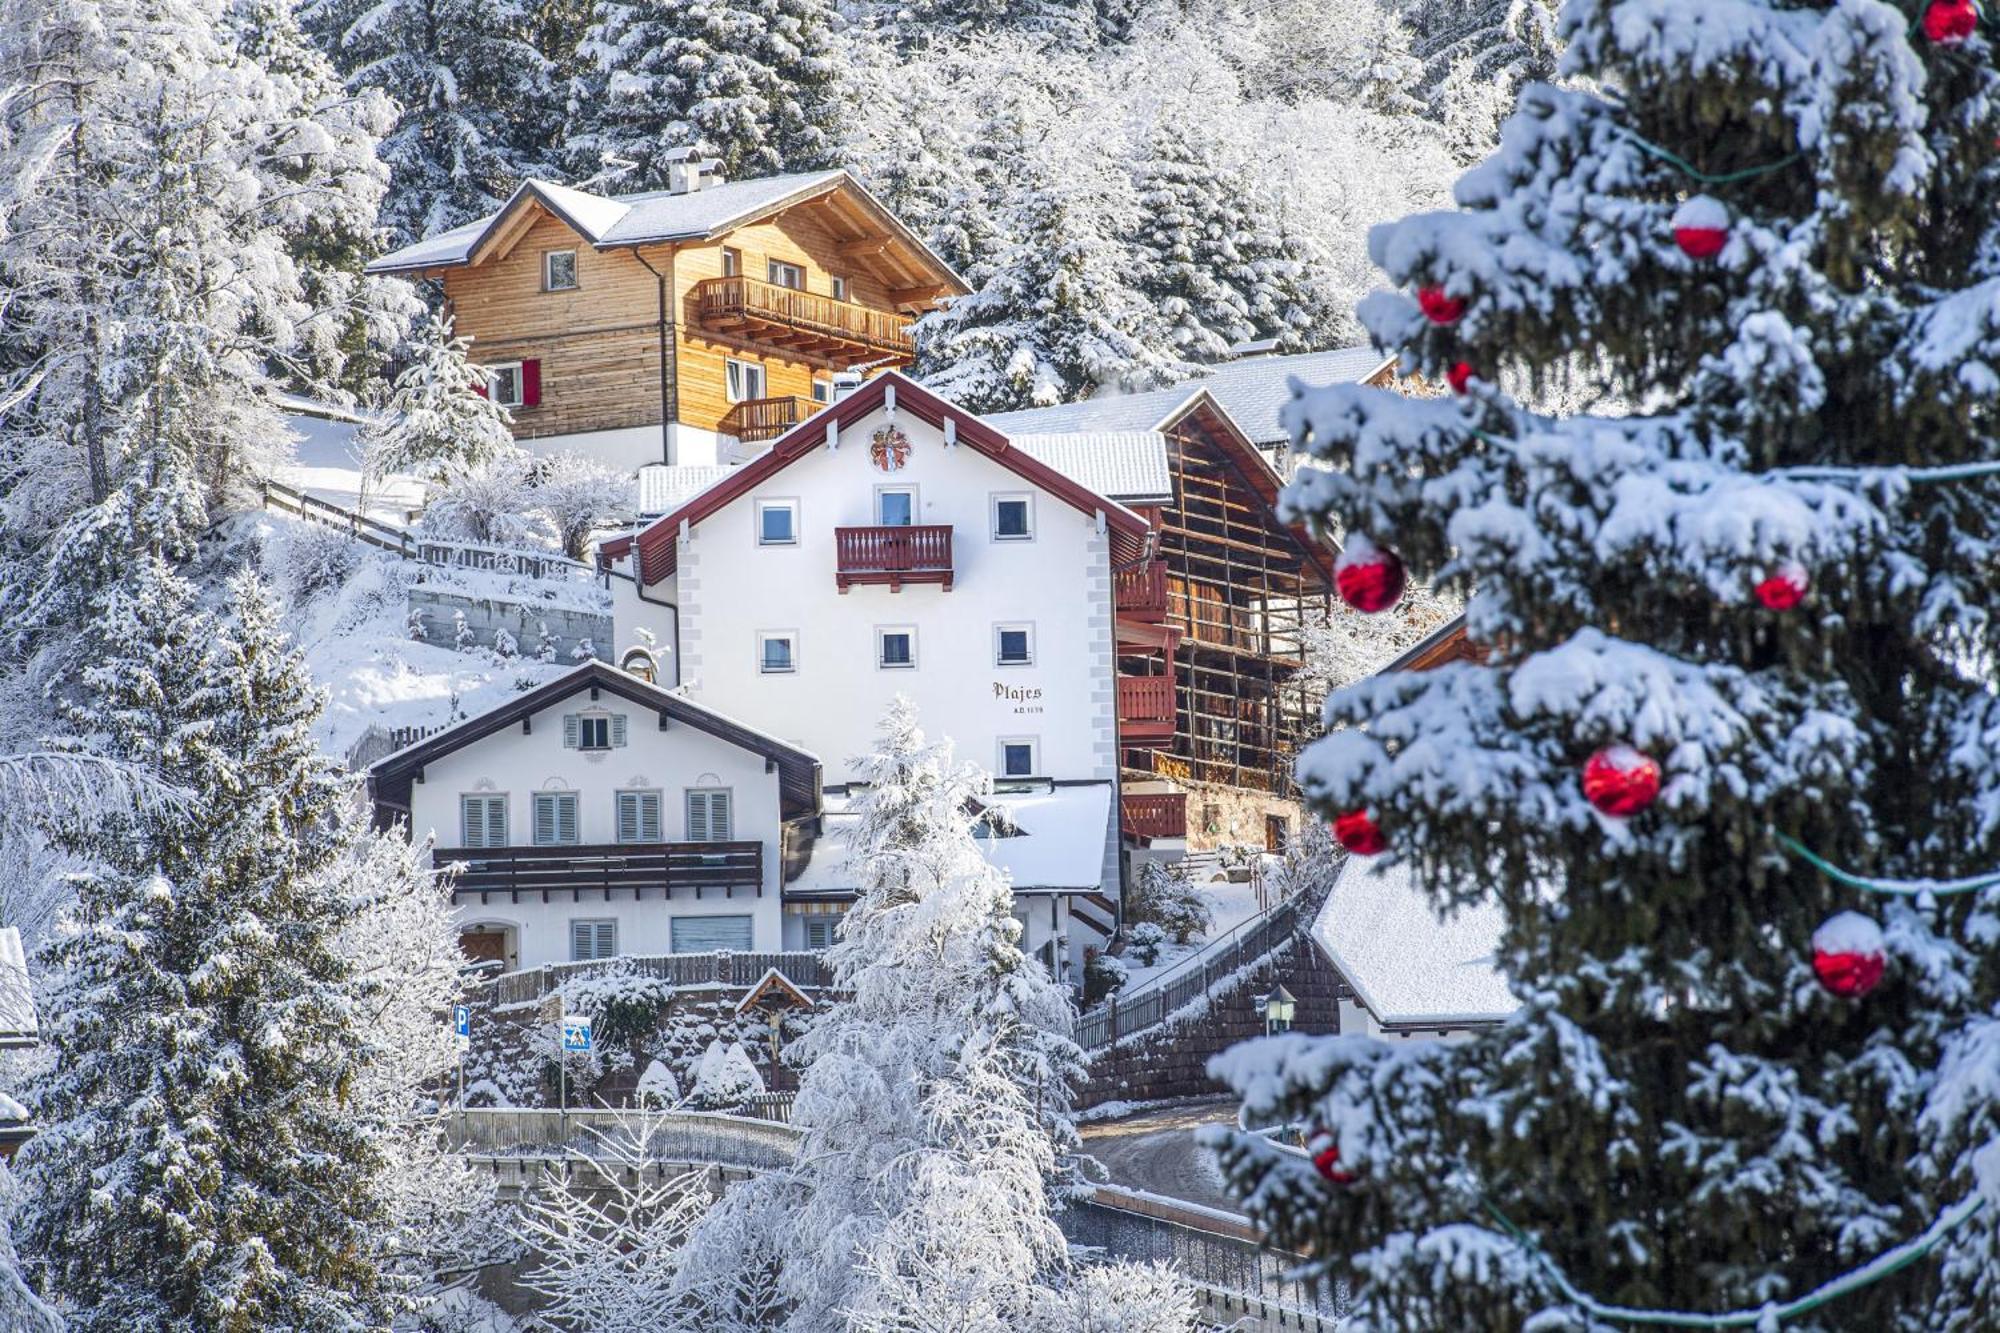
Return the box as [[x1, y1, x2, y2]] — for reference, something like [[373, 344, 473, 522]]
[[835, 525, 954, 592], [723, 394, 819, 443], [694, 275, 914, 367], [435, 841, 763, 899], [1120, 791, 1187, 842], [1117, 673, 1176, 743], [1115, 560, 1169, 622]]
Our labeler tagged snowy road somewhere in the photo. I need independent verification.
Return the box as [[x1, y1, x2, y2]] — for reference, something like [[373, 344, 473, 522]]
[[1078, 1099, 1242, 1214]]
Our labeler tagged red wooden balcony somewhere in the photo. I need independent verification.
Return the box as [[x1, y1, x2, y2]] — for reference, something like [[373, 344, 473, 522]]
[[835, 525, 954, 592], [1117, 673, 1176, 742], [694, 276, 914, 367], [722, 394, 819, 443], [1120, 791, 1187, 842], [434, 841, 763, 898], [1115, 560, 1168, 622]]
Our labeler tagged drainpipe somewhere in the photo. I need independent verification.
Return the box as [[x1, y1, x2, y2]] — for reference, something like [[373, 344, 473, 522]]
[[631, 248, 677, 465]]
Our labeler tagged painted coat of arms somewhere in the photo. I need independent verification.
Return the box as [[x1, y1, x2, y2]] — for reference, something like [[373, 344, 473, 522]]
[[870, 425, 912, 471]]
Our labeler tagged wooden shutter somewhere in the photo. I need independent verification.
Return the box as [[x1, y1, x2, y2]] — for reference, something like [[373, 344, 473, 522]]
[[534, 795, 557, 846], [618, 791, 661, 843], [687, 790, 729, 842], [463, 795, 505, 848], [610, 714, 628, 747], [594, 921, 616, 958], [570, 920, 591, 960], [535, 794, 577, 845], [686, 791, 709, 842], [522, 359, 542, 406], [618, 793, 640, 844], [563, 714, 579, 748]]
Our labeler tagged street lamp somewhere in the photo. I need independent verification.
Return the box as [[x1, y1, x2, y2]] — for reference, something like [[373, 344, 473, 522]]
[[1263, 983, 1297, 1037]]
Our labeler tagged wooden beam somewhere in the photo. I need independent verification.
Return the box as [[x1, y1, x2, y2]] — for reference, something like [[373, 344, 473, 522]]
[[839, 236, 894, 259], [889, 284, 948, 307]]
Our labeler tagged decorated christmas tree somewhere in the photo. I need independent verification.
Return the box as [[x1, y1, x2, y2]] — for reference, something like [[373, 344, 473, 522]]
[[1208, 3, 2000, 1329]]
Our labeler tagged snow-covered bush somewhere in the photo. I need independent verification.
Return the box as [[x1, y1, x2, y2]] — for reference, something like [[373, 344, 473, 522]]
[[529, 452, 636, 562], [1125, 922, 1168, 967], [1028, 1261, 1199, 1332], [272, 522, 365, 602], [1083, 950, 1129, 1006], [690, 1040, 764, 1110], [635, 1060, 680, 1108], [1127, 861, 1210, 944], [491, 626, 517, 658], [421, 458, 548, 548], [557, 966, 677, 1048]]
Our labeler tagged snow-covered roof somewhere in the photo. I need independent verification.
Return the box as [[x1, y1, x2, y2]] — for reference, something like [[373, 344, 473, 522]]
[[1312, 857, 1517, 1027], [789, 782, 1111, 897], [637, 464, 735, 517], [0, 927, 37, 1044], [989, 346, 1396, 446], [1011, 432, 1173, 504]]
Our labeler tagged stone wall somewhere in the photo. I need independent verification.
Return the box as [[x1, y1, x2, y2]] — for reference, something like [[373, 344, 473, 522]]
[[1178, 777, 1311, 856], [1077, 931, 1346, 1108], [407, 587, 612, 663]]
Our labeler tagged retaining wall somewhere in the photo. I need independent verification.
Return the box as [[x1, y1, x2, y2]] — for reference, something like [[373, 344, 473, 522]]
[[407, 588, 611, 663]]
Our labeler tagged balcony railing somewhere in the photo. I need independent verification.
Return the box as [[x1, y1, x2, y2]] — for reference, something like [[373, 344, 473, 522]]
[[835, 524, 954, 592], [694, 276, 914, 366], [435, 841, 763, 896], [1117, 674, 1176, 741], [1120, 791, 1188, 842], [722, 394, 819, 443], [1115, 560, 1169, 621]]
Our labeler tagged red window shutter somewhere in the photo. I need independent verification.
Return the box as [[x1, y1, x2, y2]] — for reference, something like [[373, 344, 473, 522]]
[[470, 378, 488, 398], [522, 359, 542, 407]]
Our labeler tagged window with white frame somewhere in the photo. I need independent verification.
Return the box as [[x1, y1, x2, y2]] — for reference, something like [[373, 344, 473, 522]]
[[998, 738, 1038, 778], [617, 790, 663, 843], [489, 362, 525, 408], [803, 916, 838, 950], [876, 627, 915, 670], [461, 794, 508, 848], [564, 712, 626, 751], [570, 919, 618, 961], [991, 494, 1034, 541], [685, 788, 733, 841], [876, 487, 915, 527], [533, 791, 579, 846], [758, 631, 796, 673], [725, 358, 767, 404], [721, 247, 741, 277], [994, 623, 1034, 667], [768, 259, 805, 289], [829, 275, 848, 301], [756, 499, 798, 545], [544, 250, 578, 291], [811, 379, 831, 404]]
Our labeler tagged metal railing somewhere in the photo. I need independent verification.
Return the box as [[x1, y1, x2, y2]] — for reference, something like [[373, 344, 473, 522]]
[[478, 950, 832, 1007], [694, 275, 914, 358], [443, 1107, 802, 1173], [435, 841, 762, 896], [834, 525, 954, 591], [722, 394, 819, 443], [1077, 899, 1298, 1051]]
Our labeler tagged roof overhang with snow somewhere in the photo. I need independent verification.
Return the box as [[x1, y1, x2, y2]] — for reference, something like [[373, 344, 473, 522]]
[[1312, 855, 1518, 1029]]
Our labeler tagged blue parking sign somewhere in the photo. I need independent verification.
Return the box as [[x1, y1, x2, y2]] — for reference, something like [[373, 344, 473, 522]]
[[453, 1004, 471, 1038]]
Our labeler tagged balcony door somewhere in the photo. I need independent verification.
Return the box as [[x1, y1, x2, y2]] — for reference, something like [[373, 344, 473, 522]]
[[876, 487, 915, 527]]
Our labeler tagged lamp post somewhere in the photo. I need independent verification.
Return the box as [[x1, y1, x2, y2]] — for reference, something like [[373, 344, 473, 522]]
[[1263, 983, 1297, 1037]]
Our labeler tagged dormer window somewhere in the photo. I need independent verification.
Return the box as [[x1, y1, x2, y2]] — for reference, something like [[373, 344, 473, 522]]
[[544, 250, 578, 292], [564, 711, 626, 751]]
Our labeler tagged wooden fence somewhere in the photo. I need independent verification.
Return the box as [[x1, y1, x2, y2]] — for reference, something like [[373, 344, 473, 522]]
[[261, 479, 601, 585], [480, 950, 832, 1007]]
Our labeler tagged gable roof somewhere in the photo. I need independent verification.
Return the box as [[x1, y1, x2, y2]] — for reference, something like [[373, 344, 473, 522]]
[[366, 171, 968, 297], [602, 372, 1154, 586], [1312, 856, 1517, 1027], [1010, 432, 1173, 506], [367, 661, 823, 820], [988, 345, 1397, 446]]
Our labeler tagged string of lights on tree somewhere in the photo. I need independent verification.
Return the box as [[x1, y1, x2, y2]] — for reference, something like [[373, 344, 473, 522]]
[[1297, 5, 1996, 1323]]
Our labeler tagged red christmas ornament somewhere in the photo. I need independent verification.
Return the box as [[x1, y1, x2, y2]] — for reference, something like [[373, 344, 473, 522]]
[[1332, 810, 1386, 856], [1671, 195, 1730, 261], [1307, 1128, 1356, 1185], [1812, 912, 1887, 999], [1581, 745, 1662, 817], [1417, 285, 1466, 325], [1335, 537, 1407, 614], [1923, 0, 1979, 44], [1446, 361, 1476, 394], [1754, 562, 1810, 611]]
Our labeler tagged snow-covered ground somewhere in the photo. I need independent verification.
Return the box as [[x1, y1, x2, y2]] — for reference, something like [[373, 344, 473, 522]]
[[1116, 868, 1273, 992], [270, 405, 428, 528]]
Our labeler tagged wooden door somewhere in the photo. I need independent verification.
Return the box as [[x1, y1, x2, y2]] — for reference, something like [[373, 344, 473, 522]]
[[459, 929, 508, 969]]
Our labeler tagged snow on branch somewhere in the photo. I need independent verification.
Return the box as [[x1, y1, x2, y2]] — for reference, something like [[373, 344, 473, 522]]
[[0, 752, 185, 837]]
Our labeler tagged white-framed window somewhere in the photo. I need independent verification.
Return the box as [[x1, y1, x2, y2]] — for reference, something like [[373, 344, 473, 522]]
[[685, 789, 734, 842], [533, 791, 580, 846], [994, 623, 1034, 667], [671, 914, 753, 953], [876, 486, 915, 527], [756, 499, 798, 546], [803, 917, 837, 950], [564, 712, 626, 751], [758, 631, 796, 674], [570, 919, 617, 961], [877, 626, 916, 670], [617, 790, 663, 843], [998, 737, 1039, 778], [829, 275, 848, 301], [768, 259, 805, 290], [544, 250, 578, 291], [721, 247, 741, 277], [489, 361, 525, 409], [461, 794, 508, 848], [726, 358, 767, 404], [811, 379, 831, 404], [991, 494, 1034, 541]]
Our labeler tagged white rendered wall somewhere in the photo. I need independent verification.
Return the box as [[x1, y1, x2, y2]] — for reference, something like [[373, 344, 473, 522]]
[[403, 691, 788, 968], [667, 404, 1121, 786], [520, 422, 726, 472]]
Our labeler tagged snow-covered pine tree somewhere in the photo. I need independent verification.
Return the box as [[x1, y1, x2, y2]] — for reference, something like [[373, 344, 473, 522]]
[[305, 0, 554, 244], [1208, 3, 2000, 1329], [0, 0, 385, 639], [360, 313, 520, 483], [18, 564, 389, 1327], [565, 0, 838, 187]]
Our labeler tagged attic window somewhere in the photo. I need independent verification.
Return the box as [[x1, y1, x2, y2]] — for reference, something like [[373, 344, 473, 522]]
[[768, 260, 804, 290], [544, 250, 578, 292]]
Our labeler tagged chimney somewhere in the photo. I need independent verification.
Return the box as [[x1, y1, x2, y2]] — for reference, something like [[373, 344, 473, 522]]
[[830, 371, 865, 403], [665, 145, 725, 195]]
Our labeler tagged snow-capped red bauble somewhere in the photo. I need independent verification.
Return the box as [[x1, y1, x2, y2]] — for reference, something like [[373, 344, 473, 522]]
[[1417, 285, 1466, 325], [1812, 912, 1887, 999], [1923, 0, 1979, 44], [1307, 1128, 1356, 1185], [1446, 361, 1476, 394], [1335, 537, 1407, 614], [1332, 810, 1386, 856], [1754, 563, 1810, 611], [1581, 745, 1662, 817], [1671, 196, 1730, 260]]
